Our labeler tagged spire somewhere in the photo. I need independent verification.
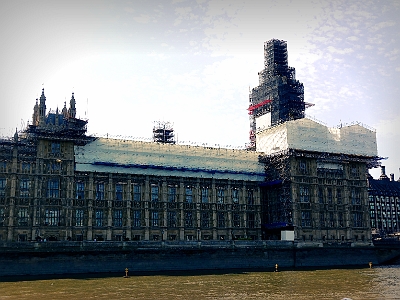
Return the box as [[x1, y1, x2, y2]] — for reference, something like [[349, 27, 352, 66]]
[[32, 98, 39, 126], [39, 88, 46, 124], [68, 92, 76, 118], [62, 101, 68, 118], [13, 128, 18, 143]]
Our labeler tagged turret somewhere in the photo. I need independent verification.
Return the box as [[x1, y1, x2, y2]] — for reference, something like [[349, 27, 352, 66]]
[[68, 92, 76, 118], [32, 99, 39, 126], [39, 88, 46, 124], [62, 101, 68, 118]]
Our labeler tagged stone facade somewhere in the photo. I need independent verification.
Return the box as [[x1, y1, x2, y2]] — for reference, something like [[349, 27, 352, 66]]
[[0, 90, 263, 242], [261, 150, 372, 244]]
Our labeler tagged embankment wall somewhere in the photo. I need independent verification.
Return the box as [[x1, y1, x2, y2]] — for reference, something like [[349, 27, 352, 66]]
[[0, 241, 397, 277]]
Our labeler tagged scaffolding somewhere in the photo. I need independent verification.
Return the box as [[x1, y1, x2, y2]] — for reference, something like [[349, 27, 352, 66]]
[[153, 121, 175, 144], [248, 39, 306, 149]]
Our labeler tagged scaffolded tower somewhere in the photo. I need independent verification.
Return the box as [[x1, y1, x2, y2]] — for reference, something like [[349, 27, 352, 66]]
[[153, 121, 175, 144], [248, 39, 306, 149]]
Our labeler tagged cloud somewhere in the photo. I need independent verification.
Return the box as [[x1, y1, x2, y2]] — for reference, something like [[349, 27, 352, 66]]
[[370, 21, 396, 32], [133, 14, 152, 24], [124, 7, 135, 14], [327, 46, 354, 55]]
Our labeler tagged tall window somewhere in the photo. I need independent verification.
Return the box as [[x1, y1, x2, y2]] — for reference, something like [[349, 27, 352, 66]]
[[232, 189, 239, 204], [329, 212, 335, 227], [133, 210, 141, 227], [22, 162, 30, 173], [351, 166, 360, 178], [45, 209, 59, 226], [76, 182, 84, 199], [233, 213, 240, 227], [20, 179, 30, 198], [351, 189, 361, 205], [217, 188, 224, 204], [185, 187, 193, 203], [168, 186, 176, 202], [299, 160, 307, 174], [47, 179, 59, 198], [318, 188, 324, 204], [338, 212, 344, 227], [248, 213, 255, 228], [247, 189, 254, 205], [0, 178, 6, 197], [167, 211, 177, 227], [0, 208, 4, 226], [299, 186, 310, 203], [75, 209, 84, 226], [185, 211, 193, 227], [201, 187, 208, 203], [18, 208, 28, 226], [201, 211, 210, 228], [320, 212, 325, 227], [114, 209, 123, 227], [151, 211, 159, 227], [151, 185, 159, 202], [327, 188, 333, 204], [95, 210, 103, 227], [354, 212, 363, 227], [217, 212, 225, 228], [96, 183, 105, 200], [337, 189, 342, 204], [133, 184, 141, 201], [301, 211, 311, 227], [115, 184, 123, 201], [51, 142, 61, 154]]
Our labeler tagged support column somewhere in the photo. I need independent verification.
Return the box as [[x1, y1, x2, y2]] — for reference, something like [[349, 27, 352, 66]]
[[179, 179, 185, 241], [126, 177, 132, 240], [144, 176, 150, 240], [106, 174, 113, 241]]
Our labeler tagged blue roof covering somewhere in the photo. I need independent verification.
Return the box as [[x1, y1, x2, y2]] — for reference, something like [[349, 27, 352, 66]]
[[368, 177, 400, 197], [92, 161, 265, 177]]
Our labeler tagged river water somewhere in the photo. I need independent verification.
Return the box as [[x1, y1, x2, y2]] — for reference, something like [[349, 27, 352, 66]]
[[1, 265, 400, 300]]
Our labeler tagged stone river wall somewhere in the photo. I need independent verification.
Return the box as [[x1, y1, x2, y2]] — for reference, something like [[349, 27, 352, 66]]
[[0, 240, 399, 277]]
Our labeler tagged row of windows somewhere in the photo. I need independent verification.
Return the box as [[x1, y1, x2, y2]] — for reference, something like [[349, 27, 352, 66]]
[[300, 211, 363, 228], [299, 186, 361, 205], [0, 162, 32, 172], [4, 208, 256, 229], [0, 179, 255, 204], [299, 161, 360, 178], [84, 183, 254, 204]]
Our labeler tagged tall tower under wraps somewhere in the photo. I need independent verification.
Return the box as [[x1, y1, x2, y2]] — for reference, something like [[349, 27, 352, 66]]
[[248, 39, 306, 149]]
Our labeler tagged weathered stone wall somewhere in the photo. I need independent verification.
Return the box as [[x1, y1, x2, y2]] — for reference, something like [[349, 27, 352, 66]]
[[0, 241, 396, 277]]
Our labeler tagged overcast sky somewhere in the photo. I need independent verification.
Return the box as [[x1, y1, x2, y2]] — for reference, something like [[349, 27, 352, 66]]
[[1, 0, 399, 179]]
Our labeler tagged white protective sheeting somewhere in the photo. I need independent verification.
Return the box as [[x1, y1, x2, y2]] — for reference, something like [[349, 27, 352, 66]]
[[256, 118, 377, 157], [75, 138, 265, 181]]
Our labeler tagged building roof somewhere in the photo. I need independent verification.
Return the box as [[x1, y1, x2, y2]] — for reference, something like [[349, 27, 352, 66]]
[[75, 138, 265, 181], [368, 177, 400, 197], [256, 117, 377, 157]]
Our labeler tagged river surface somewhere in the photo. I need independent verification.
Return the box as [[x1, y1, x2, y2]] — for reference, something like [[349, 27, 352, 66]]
[[1, 265, 400, 300]]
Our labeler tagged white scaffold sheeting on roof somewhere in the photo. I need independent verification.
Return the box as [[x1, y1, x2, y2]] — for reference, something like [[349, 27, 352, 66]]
[[75, 138, 265, 181], [256, 118, 377, 157]]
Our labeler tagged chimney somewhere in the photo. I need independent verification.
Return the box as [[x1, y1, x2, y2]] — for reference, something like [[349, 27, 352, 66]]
[[390, 173, 394, 181], [379, 166, 389, 181]]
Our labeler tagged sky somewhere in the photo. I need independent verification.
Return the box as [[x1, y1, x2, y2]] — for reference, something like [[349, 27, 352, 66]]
[[1, 0, 399, 179]]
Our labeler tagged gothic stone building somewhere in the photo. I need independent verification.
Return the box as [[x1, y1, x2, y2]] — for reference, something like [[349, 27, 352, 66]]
[[257, 118, 378, 244], [0, 90, 379, 244], [0, 89, 263, 242], [0, 40, 381, 244]]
